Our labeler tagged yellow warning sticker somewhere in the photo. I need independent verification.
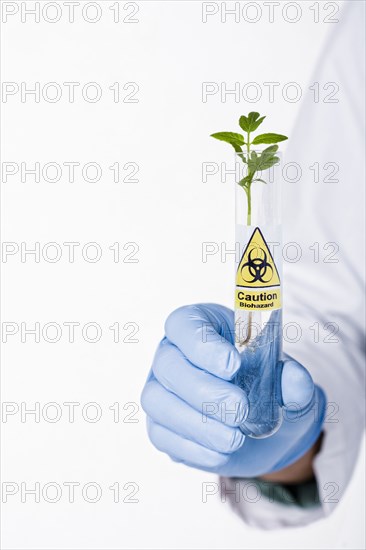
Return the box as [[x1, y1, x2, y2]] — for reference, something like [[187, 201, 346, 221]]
[[236, 227, 280, 288], [236, 227, 281, 311]]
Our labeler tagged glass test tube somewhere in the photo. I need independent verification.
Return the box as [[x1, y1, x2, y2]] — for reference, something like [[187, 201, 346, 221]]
[[234, 153, 283, 438]]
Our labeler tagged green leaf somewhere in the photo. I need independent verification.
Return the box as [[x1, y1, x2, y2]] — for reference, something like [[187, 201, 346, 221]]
[[248, 153, 279, 172], [249, 115, 266, 132], [248, 112, 260, 123], [252, 133, 288, 145], [253, 178, 267, 184], [247, 158, 258, 172], [210, 131, 245, 154], [262, 144, 278, 154], [257, 155, 280, 170], [248, 150, 260, 172], [238, 175, 252, 188], [231, 143, 244, 154], [239, 113, 266, 133], [211, 132, 244, 146], [238, 116, 249, 132]]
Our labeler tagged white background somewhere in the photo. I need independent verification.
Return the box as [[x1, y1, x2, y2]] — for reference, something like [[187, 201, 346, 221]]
[[1, 1, 365, 548]]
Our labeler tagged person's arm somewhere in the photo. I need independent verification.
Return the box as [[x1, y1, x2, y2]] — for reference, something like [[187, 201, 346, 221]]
[[260, 433, 323, 484]]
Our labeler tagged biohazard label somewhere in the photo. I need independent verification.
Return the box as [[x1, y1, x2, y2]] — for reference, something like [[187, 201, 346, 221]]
[[236, 227, 281, 311]]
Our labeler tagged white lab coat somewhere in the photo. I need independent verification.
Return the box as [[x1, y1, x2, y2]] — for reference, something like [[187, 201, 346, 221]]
[[222, 0, 365, 528]]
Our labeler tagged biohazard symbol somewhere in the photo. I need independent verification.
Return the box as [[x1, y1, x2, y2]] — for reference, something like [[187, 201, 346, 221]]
[[242, 247, 273, 284], [236, 227, 280, 288]]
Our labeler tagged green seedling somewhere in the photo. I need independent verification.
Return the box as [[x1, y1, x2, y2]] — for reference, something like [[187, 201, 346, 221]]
[[211, 112, 288, 225]]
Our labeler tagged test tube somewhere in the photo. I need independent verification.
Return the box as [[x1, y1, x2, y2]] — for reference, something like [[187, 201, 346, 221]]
[[234, 152, 283, 438]]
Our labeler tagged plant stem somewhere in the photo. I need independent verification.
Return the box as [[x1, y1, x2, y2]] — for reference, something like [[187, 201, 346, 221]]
[[247, 184, 251, 225], [246, 132, 252, 226]]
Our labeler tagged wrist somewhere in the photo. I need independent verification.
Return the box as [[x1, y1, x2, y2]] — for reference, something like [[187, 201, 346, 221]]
[[260, 432, 324, 484]]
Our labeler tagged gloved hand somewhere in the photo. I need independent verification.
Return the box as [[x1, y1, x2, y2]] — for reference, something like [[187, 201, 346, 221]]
[[141, 303, 326, 477]]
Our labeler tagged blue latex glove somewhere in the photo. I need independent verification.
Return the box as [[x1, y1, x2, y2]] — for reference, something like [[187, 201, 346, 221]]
[[141, 304, 326, 477]]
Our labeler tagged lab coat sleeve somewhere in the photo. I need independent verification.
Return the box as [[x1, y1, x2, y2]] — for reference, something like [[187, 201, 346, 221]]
[[221, 0, 365, 529]]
